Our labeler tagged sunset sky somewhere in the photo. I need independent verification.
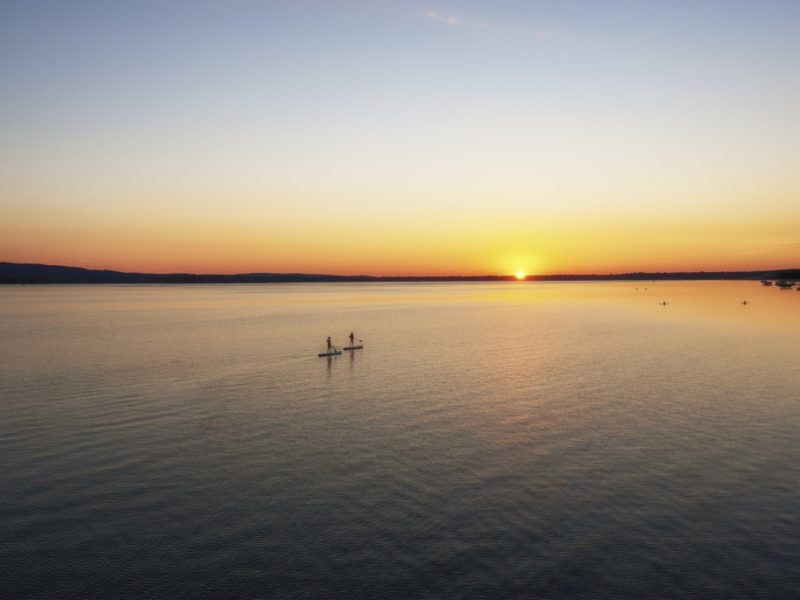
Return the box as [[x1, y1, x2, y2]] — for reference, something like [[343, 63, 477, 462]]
[[2, 0, 799, 275]]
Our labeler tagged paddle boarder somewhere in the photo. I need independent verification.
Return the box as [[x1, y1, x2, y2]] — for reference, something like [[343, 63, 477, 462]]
[[349, 332, 355, 346], [327, 336, 332, 352]]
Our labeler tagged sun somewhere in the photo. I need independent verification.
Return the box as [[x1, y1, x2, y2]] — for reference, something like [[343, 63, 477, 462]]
[[515, 271, 527, 280]]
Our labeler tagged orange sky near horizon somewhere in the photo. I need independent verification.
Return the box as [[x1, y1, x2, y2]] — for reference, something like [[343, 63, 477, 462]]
[[2, 207, 798, 275]]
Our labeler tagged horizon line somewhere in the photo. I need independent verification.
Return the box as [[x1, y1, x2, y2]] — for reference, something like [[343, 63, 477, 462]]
[[2, 261, 799, 283]]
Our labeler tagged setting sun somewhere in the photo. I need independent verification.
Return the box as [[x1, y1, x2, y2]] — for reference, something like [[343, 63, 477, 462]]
[[515, 271, 527, 280]]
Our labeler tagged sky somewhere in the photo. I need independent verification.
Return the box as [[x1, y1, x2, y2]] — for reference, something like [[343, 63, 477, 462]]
[[1, 0, 799, 275]]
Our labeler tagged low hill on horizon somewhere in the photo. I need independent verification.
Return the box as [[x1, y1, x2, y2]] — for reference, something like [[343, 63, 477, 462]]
[[2, 262, 799, 284]]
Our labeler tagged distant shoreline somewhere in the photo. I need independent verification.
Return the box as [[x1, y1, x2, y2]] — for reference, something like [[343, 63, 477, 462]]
[[2, 262, 799, 285]]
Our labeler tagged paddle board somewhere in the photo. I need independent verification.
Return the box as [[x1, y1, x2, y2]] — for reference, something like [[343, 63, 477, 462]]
[[343, 345, 364, 351], [318, 350, 342, 357]]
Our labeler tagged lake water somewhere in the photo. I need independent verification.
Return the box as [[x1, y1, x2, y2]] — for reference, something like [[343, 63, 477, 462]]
[[1, 281, 799, 599]]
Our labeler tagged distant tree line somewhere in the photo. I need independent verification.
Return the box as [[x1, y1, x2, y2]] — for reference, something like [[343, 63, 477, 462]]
[[1, 262, 798, 284]]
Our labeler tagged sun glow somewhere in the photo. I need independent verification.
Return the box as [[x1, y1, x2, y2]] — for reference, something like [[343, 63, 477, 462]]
[[515, 271, 527, 280]]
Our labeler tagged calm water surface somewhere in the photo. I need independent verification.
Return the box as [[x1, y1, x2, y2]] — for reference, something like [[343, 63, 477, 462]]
[[1, 282, 799, 599]]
